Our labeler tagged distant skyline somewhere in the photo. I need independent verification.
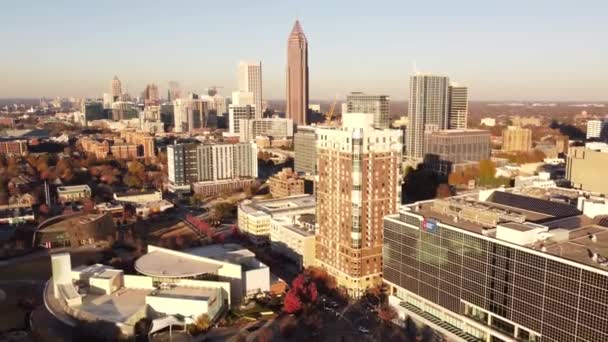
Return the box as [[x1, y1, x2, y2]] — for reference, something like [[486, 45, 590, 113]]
[[1, 1, 607, 101]]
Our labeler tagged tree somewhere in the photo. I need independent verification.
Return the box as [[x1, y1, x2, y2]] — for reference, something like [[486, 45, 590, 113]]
[[305, 266, 337, 293], [378, 305, 398, 324], [211, 202, 233, 222], [279, 315, 297, 338], [0, 181, 8, 205], [435, 184, 451, 198], [448, 172, 463, 186], [256, 327, 274, 342], [194, 314, 211, 332], [283, 290, 302, 314], [478, 159, 497, 186], [123, 174, 142, 188]]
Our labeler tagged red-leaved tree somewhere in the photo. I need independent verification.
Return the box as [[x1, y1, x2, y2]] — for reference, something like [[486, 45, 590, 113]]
[[283, 290, 302, 314]]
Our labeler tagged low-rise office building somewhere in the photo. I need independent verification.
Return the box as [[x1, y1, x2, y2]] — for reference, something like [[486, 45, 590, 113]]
[[192, 178, 255, 197], [423, 129, 491, 175], [57, 185, 91, 204], [113, 190, 162, 204], [238, 194, 315, 244], [35, 212, 115, 248], [268, 168, 305, 198], [383, 188, 608, 342], [567, 144, 608, 194], [270, 213, 316, 270]]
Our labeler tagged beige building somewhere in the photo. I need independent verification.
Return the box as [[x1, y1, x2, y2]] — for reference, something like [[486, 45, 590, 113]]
[[270, 214, 316, 270], [567, 144, 608, 194], [57, 185, 92, 204], [268, 168, 305, 198], [315, 113, 402, 297], [502, 126, 532, 151], [237, 195, 315, 245]]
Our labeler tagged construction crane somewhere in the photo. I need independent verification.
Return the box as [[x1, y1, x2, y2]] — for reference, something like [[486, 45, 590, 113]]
[[325, 95, 338, 124]]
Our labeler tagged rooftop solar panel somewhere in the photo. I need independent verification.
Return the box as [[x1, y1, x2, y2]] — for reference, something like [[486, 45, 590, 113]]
[[487, 191, 581, 218]]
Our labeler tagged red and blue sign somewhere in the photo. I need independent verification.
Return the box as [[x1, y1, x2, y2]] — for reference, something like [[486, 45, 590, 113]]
[[422, 219, 438, 233]]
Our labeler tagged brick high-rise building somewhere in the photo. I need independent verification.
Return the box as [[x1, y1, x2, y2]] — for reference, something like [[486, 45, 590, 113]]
[[144, 83, 160, 106], [315, 113, 402, 297], [286, 20, 308, 126]]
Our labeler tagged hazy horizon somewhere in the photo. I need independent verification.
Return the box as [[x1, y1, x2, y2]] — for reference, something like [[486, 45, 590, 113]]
[[1, 1, 607, 101]]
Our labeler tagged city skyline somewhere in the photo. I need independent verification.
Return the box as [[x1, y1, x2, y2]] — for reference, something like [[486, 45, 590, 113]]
[[1, 1, 607, 101]]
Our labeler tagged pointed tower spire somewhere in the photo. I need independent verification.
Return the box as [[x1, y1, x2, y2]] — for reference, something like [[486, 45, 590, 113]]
[[286, 19, 309, 126], [289, 20, 306, 41]]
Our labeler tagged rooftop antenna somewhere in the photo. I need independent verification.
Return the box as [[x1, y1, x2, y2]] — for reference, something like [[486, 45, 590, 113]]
[[412, 61, 418, 74]]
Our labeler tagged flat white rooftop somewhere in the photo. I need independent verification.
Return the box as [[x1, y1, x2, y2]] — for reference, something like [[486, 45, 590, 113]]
[[135, 250, 221, 278], [79, 288, 150, 323]]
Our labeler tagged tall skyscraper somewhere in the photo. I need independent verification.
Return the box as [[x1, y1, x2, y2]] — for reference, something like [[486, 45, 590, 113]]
[[294, 125, 317, 174], [346, 92, 390, 129], [586, 119, 608, 140], [448, 84, 468, 129], [238, 61, 263, 119], [173, 93, 209, 133], [110, 76, 122, 102], [228, 104, 255, 135], [168, 81, 182, 102], [286, 20, 309, 126], [144, 83, 160, 106], [315, 113, 403, 297], [406, 74, 450, 159]]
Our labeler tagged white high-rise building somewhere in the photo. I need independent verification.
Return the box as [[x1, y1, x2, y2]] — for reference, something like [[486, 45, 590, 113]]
[[406, 73, 450, 159], [213, 94, 229, 116], [346, 92, 390, 129], [231, 91, 254, 106], [167, 142, 258, 187], [238, 61, 263, 119], [173, 93, 209, 133], [229, 105, 255, 135], [102, 93, 113, 110], [110, 76, 122, 102], [239, 118, 294, 142], [448, 84, 468, 129], [586, 120, 607, 140]]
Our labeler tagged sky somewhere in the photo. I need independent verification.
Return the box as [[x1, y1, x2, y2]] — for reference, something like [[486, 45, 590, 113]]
[[1, 0, 607, 101]]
